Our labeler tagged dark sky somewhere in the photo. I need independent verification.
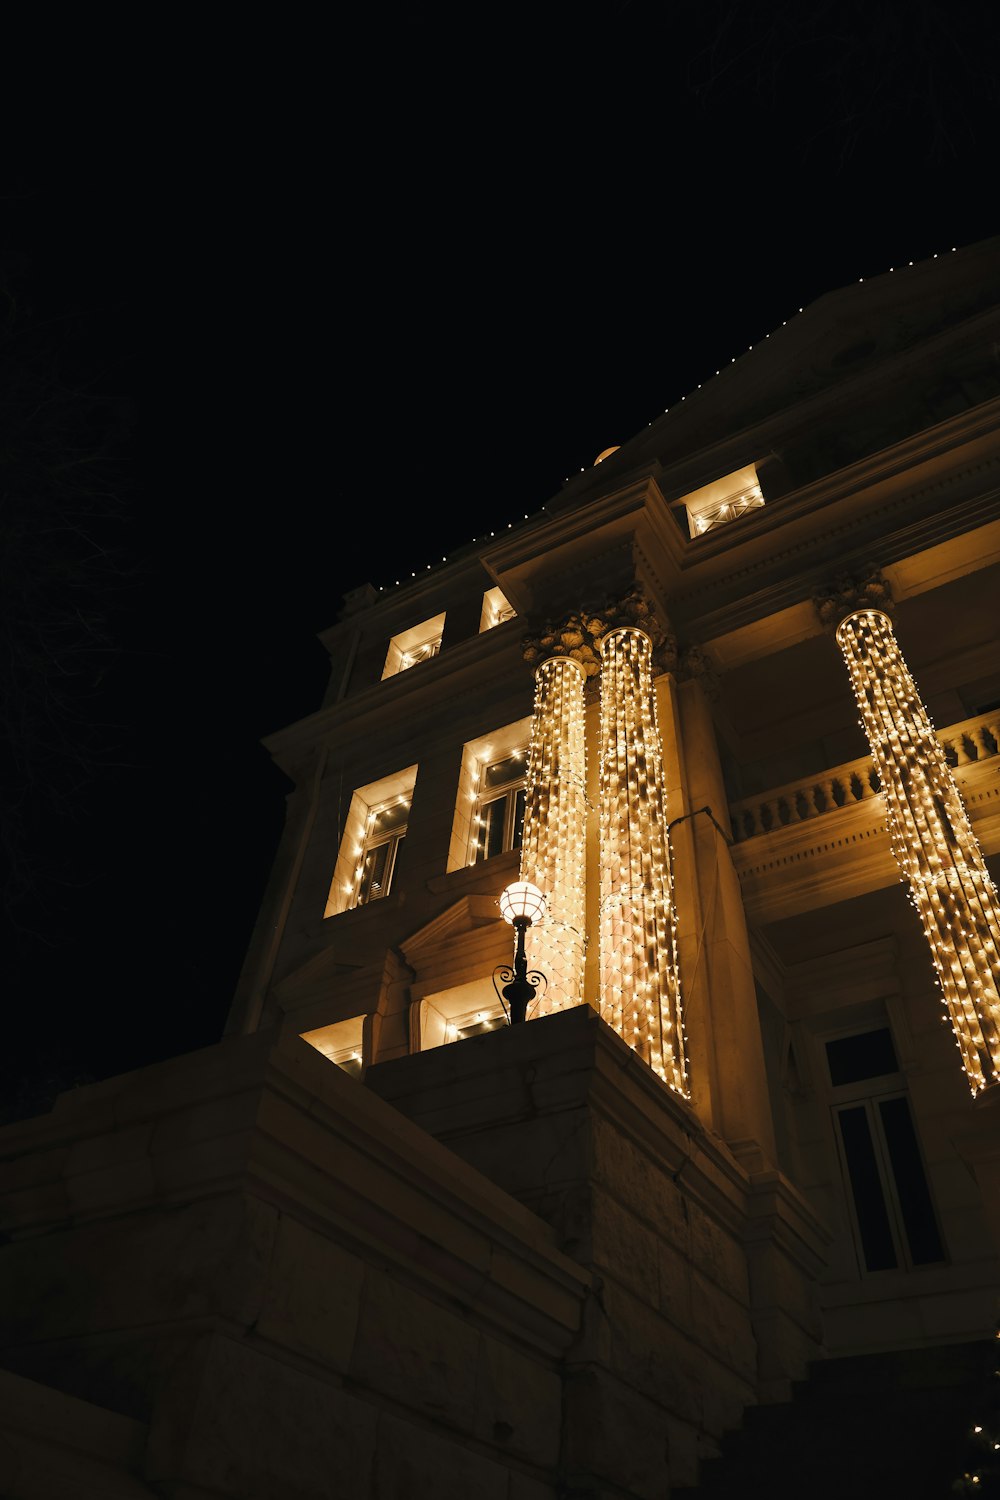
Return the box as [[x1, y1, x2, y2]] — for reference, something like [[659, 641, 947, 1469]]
[[2, 2, 999, 1114]]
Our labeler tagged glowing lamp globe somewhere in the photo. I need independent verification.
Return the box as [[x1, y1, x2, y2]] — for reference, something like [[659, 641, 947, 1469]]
[[499, 882, 547, 926]]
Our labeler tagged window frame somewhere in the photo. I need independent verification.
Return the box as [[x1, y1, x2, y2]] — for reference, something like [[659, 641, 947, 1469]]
[[447, 719, 531, 875], [470, 748, 528, 866], [324, 765, 417, 918], [381, 613, 446, 680], [355, 798, 408, 906], [825, 1027, 946, 1276]]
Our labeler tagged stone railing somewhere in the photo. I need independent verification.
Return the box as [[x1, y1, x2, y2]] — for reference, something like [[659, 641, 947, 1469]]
[[729, 709, 1000, 845]]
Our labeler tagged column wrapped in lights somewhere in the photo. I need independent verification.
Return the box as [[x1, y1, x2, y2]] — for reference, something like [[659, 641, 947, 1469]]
[[836, 608, 1000, 1095], [518, 655, 588, 1016], [598, 626, 688, 1094]]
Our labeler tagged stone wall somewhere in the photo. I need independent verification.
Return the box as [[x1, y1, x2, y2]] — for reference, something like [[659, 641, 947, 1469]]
[[0, 1030, 588, 1500], [367, 1005, 830, 1491]]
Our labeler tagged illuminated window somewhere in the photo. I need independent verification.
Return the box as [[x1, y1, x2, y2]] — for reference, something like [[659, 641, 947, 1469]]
[[300, 1016, 365, 1078], [382, 613, 446, 679], [356, 799, 408, 904], [325, 765, 417, 917], [472, 750, 527, 864], [416, 980, 509, 1049], [447, 719, 531, 874], [827, 1028, 944, 1274], [480, 586, 516, 632], [681, 462, 765, 537]]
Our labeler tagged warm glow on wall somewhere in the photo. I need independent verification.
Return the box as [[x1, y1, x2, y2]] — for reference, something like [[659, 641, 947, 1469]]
[[836, 609, 1000, 1095], [518, 656, 588, 1016], [598, 627, 688, 1095]]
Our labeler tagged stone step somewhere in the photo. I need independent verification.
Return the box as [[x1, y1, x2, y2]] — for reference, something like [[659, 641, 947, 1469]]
[[672, 1339, 997, 1499]]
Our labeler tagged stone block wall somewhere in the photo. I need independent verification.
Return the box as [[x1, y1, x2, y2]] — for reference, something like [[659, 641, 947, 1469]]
[[0, 1009, 828, 1497], [0, 1030, 588, 1500], [367, 1005, 829, 1491]]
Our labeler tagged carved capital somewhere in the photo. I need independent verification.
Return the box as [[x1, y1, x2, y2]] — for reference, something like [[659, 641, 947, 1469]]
[[522, 586, 677, 678], [677, 643, 721, 700], [812, 566, 894, 630], [521, 608, 602, 678]]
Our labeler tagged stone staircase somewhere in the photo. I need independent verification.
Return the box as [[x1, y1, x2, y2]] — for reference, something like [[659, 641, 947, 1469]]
[[673, 1340, 999, 1499]]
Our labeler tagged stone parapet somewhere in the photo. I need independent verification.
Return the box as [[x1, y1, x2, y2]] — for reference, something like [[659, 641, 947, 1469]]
[[367, 1004, 831, 1492], [0, 1029, 589, 1499]]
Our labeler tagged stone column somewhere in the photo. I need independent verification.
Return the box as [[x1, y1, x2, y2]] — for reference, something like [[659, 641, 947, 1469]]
[[672, 671, 778, 1160], [598, 626, 688, 1095], [832, 601, 1000, 1095], [519, 655, 588, 1016]]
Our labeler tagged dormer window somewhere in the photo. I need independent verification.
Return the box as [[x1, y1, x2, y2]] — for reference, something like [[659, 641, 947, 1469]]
[[682, 463, 765, 537], [382, 613, 446, 679]]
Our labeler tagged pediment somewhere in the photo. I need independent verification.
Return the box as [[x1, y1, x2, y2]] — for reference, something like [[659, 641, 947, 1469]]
[[400, 895, 511, 1001]]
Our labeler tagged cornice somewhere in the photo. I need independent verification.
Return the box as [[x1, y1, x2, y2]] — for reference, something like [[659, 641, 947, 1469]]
[[263, 620, 534, 777], [317, 552, 511, 645], [669, 416, 1000, 639], [553, 297, 1000, 519]]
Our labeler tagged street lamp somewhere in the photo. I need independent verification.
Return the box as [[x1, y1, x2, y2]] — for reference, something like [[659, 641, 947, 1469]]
[[493, 882, 548, 1024]]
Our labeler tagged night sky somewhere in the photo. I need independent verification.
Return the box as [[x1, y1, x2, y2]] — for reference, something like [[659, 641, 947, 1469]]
[[2, 2, 998, 1117]]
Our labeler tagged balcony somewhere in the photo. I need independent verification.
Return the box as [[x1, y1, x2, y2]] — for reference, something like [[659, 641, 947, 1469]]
[[728, 710, 1000, 923]]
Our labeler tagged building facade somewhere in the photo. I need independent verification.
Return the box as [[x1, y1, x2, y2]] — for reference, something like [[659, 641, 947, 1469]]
[[1, 239, 999, 1498]]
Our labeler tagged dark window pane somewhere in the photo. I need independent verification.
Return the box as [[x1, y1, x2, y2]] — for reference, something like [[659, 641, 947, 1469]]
[[879, 1097, 944, 1264], [483, 752, 526, 790], [371, 801, 408, 837], [358, 841, 391, 904], [838, 1106, 898, 1271], [827, 1028, 898, 1085], [455, 1015, 505, 1040], [475, 797, 507, 864], [512, 787, 526, 851]]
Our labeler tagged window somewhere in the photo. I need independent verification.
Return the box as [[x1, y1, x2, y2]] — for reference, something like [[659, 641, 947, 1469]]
[[325, 765, 417, 917], [827, 1027, 944, 1274], [447, 719, 531, 874], [681, 462, 765, 537], [356, 799, 408, 904], [415, 980, 508, 1050], [300, 1016, 365, 1078], [480, 586, 516, 632], [382, 613, 446, 679], [472, 749, 527, 864]]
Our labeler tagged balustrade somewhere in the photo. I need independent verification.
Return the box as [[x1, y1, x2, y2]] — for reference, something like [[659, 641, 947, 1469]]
[[730, 709, 1000, 845]]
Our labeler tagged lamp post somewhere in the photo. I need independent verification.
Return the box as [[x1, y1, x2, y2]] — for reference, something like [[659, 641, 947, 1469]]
[[494, 882, 548, 1024]]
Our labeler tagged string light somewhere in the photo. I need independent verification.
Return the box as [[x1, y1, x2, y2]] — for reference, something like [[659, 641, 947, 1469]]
[[379, 250, 960, 590], [598, 627, 688, 1096], [518, 656, 588, 1016], [836, 609, 1000, 1095]]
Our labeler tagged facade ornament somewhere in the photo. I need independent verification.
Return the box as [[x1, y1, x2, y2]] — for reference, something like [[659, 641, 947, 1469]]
[[676, 643, 720, 701], [521, 585, 678, 679], [812, 565, 894, 630]]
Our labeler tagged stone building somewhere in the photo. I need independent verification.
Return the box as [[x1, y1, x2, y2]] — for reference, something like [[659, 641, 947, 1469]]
[[1, 238, 999, 1498]]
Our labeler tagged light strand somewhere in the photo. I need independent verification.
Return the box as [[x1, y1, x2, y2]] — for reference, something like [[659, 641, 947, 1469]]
[[836, 609, 1000, 1095], [519, 656, 588, 1015], [598, 627, 688, 1095]]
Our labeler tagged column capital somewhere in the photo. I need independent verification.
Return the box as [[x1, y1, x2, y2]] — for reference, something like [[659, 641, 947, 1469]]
[[676, 643, 721, 701], [522, 586, 677, 678], [812, 566, 895, 630]]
